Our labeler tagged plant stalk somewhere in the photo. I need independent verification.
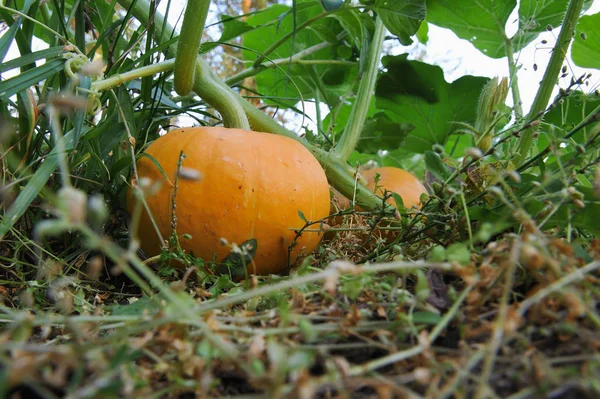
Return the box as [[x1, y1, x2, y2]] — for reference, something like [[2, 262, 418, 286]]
[[174, 0, 211, 95], [514, 0, 585, 166], [334, 17, 385, 161], [505, 38, 523, 119]]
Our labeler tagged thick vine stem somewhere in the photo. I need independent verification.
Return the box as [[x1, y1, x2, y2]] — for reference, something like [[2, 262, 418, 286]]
[[514, 0, 585, 166], [334, 17, 386, 161], [193, 56, 250, 130], [174, 0, 210, 96]]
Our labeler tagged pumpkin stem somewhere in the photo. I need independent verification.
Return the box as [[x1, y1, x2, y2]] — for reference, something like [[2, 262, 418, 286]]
[[193, 56, 251, 130], [174, 0, 211, 96], [333, 17, 386, 162]]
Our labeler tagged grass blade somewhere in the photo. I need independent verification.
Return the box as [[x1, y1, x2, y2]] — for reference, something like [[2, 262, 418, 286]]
[[0, 46, 63, 74], [0, 59, 65, 101]]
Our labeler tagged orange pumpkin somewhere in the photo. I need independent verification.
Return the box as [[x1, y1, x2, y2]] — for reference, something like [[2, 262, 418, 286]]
[[362, 167, 427, 210], [128, 127, 330, 275], [326, 167, 426, 243]]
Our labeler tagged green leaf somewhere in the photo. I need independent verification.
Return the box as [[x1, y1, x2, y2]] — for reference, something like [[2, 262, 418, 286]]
[[0, 21, 21, 62], [201, 15, 255, 53], [415, 20, 429, 44], [298, 210, 307, 222], [426, 0, 516, 58], [375, 55, 488, 152], [527, 186, 600, 235], [242, 1, 355, 108], [374, 0, 426, 45], [518, 1, 595, 52], [0, 59, 66, 101], [572, 13, 600, 69], [323, 97, 412, 153], [330, 9, 372, 49], [516, 0, 568, 52], [357, 112, 413, 153], [0, 134, 71, 240]]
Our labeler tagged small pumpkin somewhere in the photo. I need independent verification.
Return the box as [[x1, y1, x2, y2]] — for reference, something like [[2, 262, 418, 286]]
[[128, 127, 330, 275], [330, 167, 427, 212], [361, 167, 427, 210], [327, 167, 427, 242]]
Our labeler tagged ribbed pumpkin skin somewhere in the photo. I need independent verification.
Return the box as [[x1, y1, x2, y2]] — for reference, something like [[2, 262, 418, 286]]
[[128, 127, 330, 275], [362, 167, 427, 209]]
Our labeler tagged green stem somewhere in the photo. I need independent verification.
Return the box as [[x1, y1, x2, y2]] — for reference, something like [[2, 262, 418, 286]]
[[174, 0, 211, 96], [514, 0, 585, 166], [334, 17, 385, 161], [193, 56, 250, 129], [91, 59, 175, 92], [505, 38, 523, 119]]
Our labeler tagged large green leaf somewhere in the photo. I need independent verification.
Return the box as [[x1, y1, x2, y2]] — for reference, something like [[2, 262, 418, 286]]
[[426, 0, 516, 58], [572, 13, 600, 69], [373, 0, 426, 45], [241, 1, 357, 108], [375, 55, 488, 153], [358, 112, 414, 153], [322, 96, 413, 153], [516, 0, 594, 53]]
